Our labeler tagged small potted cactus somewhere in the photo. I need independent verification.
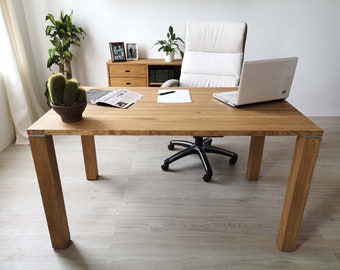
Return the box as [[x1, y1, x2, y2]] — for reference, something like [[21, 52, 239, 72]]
[[48, 73, 87, 122]]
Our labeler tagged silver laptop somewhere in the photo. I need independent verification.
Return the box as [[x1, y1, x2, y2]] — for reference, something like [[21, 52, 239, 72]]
[[213, 57, 298, 107]]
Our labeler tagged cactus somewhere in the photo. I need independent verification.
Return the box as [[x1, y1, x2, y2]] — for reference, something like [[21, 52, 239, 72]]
[[48, 73, 66, 105], [77, 87, 87, 103], [47, 73, 87, 106], [64, 79, 79, 105]]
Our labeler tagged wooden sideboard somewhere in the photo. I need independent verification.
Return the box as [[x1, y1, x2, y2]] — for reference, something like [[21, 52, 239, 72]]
[[106, 58, 182, 87]]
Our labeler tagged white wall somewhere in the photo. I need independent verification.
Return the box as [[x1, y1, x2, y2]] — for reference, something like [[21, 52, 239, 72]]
[[20, 0, 340, 116]]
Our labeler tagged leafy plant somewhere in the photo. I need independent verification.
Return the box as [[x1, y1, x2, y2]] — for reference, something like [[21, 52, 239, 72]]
[[154, 25, 185, 58], [45, 11, 86, 79]]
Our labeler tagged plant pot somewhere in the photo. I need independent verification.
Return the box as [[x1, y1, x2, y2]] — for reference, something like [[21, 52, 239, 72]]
[[51, 102, 87, 123], [164, 51, 175, 62]]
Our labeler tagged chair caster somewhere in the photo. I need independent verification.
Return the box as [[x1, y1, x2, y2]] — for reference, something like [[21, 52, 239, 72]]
[[203, 173, 212, 182], [229, 155, 238, 165], [161, 163, 169, 171]]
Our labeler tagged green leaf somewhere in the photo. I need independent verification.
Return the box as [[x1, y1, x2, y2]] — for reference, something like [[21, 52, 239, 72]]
[[69, 10, 74, 21], [51, 38, 62, 48], [48, 48, 56, 58], [176, 37, 184, 43], [169, 25, 174, 35], [63, 37, 72, 47], [59, 29, 66, 36], [47, 54, 59, 68], [180, 50, 184, 58], [45, 14, 56, 25], [45, 25, 52, 36], [64, 50, 73, 60]]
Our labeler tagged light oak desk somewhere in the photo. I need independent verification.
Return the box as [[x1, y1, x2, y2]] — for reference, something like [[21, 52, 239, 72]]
[[27, 87, 323, 252]]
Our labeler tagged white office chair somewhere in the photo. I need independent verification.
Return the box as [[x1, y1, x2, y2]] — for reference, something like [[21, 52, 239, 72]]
[[161, 21, 247, 182]]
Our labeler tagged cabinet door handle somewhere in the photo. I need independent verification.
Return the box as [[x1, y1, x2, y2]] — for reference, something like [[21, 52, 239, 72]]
[[126, 82, 131, 85], [125, 70, 130, 73]]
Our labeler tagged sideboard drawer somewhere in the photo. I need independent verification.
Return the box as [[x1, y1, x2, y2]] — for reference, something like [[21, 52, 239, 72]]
[[109, 77, 147, 87], [109, 65, 146, 77]]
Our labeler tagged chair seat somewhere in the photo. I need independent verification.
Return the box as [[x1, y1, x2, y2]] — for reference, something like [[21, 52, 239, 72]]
[[161, 137, 238, 182]]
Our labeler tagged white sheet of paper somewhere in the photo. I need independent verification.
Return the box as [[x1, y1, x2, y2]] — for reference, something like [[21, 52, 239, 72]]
[[157, 89, 192, 103]]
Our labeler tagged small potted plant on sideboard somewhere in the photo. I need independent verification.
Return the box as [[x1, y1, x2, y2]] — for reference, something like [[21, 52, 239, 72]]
[[154, 25, 185, 62]]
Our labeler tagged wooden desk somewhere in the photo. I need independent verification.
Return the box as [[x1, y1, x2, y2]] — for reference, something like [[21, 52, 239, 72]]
[[27, 87, 323, 251]]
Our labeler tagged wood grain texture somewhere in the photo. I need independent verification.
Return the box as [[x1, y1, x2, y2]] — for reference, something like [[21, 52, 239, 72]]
[[277, 136, 322, 251], [1, 117, 339, 269], [27, 88, 323, 137], [28, 135, 70, 249], [247, 136, 265, 181], [106, 59, 182, 87], [81, 135, 98, 180]]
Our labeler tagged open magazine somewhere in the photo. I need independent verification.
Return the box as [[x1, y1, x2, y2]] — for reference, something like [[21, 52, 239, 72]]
[[87, 89, 143, 109]]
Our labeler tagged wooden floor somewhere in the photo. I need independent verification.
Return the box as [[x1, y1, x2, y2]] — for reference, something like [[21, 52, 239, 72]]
[[0, 117, 339, 269]]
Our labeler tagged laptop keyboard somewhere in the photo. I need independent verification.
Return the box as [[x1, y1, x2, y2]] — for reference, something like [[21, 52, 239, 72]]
[[223, 91, 238, 103]]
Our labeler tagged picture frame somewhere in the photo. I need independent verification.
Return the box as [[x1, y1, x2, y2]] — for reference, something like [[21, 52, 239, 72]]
[[109, 42, 126, 62], [126, 43, 138, 60]]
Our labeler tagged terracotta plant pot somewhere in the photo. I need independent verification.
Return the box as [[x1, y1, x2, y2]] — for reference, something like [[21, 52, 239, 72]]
[[51, 102, 87, 123]]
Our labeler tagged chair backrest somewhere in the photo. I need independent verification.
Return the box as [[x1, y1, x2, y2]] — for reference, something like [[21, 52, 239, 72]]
[[179, 21, 247, 87]]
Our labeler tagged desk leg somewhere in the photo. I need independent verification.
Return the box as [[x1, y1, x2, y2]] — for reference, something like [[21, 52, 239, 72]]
[[28, 135, 70, 249], [277, 136, 321, 251], [81, 135, 98, 180], [247, 136, 265, 181]]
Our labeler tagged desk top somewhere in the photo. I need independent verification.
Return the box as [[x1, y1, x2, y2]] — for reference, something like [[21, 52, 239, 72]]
[[27, 87, 323, 137]]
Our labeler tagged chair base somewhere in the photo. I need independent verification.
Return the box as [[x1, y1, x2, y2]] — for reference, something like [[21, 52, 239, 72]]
[[161, 137, 238, 182]]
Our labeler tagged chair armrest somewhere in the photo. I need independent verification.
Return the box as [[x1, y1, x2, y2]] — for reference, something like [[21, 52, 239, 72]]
[[161, 79, 179, 88]]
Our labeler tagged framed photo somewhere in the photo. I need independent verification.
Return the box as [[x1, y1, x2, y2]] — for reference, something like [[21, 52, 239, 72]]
[[126, 43, 138, 60], [109, 42, 126, 62]]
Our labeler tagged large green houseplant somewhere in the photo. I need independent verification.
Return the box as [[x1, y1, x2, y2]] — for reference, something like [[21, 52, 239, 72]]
[[154, 25, 185, 62], [45, 11, 86, 79]]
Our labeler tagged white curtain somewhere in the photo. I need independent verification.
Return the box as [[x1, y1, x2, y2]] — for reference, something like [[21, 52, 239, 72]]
[[0, 0, 44, 145]]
